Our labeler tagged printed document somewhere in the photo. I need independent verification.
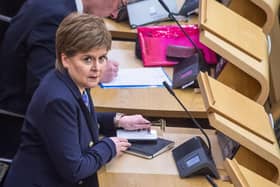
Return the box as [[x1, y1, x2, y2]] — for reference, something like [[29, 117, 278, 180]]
[[100, 67, 172, 88]]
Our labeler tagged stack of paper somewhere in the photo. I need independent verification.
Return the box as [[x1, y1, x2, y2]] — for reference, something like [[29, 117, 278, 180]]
[[100, 67, 172, 88]]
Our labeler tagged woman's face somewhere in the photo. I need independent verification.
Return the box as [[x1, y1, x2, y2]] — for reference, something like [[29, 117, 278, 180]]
[[61, 48, 108, 93]]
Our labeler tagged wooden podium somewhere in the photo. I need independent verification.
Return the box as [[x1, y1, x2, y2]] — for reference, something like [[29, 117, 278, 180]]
[[198, 0, 269, 105], [197, 72, 280, 185]]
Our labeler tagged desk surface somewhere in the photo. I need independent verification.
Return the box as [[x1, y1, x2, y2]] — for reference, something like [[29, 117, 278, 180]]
[[91, 41, 207, 118], [98, 127, 233, 187]]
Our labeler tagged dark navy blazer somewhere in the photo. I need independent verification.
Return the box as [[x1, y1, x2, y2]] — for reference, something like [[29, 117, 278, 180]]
[[0, 0, 77, 114], [3, 70, 117, 187]]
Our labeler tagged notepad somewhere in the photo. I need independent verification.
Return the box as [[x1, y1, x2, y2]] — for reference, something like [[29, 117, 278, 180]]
[[125, 138, 175, 159]]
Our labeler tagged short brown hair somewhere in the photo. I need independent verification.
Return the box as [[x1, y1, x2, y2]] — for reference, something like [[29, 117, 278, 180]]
[[55, 13, 112, 72]]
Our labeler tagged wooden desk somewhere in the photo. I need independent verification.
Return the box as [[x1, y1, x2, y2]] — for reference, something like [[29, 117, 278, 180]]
[[98, 127, 233, 187], [91, 41, 207, 118], [104, 0, 198, 40]]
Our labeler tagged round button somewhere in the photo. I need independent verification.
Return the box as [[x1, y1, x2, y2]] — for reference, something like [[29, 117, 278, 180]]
[[89, 141, 94, 147]]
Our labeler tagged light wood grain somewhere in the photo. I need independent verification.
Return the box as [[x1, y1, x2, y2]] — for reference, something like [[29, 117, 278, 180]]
[[229, 0, 279, 34], [199, 30, 269, 105], [198, 0, 269, 105], [200, 0, 267, 62], [235, 146, 277, 182], [269, 16, 280, 107], [198, 72, 274, 143], [225, 158, 280, 187], [197, 72, 280, 184], [91, 41, 207, 118], [98, 127, 233, 187], [229, 0, 280, 121]]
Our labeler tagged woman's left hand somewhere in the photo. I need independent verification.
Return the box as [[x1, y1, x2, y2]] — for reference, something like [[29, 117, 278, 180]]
[[118, 114, 151, 130], [100, 60, 119, 83]]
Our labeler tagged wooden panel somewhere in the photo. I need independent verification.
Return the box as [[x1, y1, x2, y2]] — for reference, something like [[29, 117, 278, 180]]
[[207, 112, 280, 183], [269, 15, 280, 107], [199, 30, 269, 105], [198, 72, 275, 143], [217, 63, 261, 101], [200, 0, 267, 62], [224, 158, 280, 187], [229, 0, 266, 28], [229, 0, 279, 34], [235, 146, 277, 181], [227, 0, 280, 110], [224, 158, 250, 187]]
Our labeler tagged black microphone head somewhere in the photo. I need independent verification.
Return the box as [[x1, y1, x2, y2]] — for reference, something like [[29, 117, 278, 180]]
[[163, 81, 175, 96]]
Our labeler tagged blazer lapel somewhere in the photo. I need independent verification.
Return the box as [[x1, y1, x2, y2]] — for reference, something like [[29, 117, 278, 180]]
[[55, 70, 99, 142], [78, 98, 99, 143]]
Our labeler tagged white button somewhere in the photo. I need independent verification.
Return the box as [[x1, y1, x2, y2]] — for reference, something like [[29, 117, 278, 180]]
[[89, 141, 94, 147], [78, 180, 83, 185]]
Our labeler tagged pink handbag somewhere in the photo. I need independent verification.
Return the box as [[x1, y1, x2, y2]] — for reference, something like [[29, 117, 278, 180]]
[[137, 25, 217, 67]]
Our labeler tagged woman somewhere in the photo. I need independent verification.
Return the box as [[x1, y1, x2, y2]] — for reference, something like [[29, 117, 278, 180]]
[[3, 13, 151, 187]]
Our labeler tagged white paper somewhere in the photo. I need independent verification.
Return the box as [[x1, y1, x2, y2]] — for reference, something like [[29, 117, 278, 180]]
[[100, 67, 172, 88], [116, 129, 157, 140]]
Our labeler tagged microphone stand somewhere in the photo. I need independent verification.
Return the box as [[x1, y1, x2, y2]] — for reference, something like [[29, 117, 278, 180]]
[[159, 1, 219, 184], [158, 0, 209, 72], [159, 0, 213, 158], [162, 81, 213, 160], [163, 81, 219, 182]]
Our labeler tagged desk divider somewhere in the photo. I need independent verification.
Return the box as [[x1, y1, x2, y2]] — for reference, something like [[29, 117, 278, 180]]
[[198, 0, 269, 105], [228, 0, 280, 119], [224, 158, 280, 187], [199, 0, 266, 62], [197, 72, 280, 185], [198, 72, 274, 143], [228, 0, 279, 34]]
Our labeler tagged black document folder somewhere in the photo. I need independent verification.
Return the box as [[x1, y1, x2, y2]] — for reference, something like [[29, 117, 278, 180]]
[[125, 138, 175, 159]]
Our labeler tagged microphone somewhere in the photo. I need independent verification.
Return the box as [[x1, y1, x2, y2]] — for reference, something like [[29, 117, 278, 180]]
[[163, 81, 219, 180], [158, 0, 209, 71], [162, 81, 212, 157]]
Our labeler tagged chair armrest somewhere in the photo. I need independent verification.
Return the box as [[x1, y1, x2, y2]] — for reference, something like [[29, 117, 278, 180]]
[[0, 15, 11, 23], [0, 109, 24, 119], [0, 158, 12, 164]]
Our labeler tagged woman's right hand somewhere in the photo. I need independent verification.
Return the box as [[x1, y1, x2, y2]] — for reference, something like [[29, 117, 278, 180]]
[[110, 137, 131, 156]]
